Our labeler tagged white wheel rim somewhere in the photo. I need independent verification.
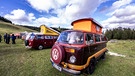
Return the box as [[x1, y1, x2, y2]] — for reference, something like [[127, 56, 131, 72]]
[[39, 45, 43, 49]]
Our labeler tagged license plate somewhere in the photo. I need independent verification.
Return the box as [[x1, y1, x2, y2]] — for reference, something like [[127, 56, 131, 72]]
[[53, 63, 62, 71]]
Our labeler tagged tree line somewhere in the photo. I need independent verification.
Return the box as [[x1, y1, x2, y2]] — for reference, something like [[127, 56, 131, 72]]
[[105, 27, 135, 40], [0, 16, 12, 24], [21, 26, 69, 32]]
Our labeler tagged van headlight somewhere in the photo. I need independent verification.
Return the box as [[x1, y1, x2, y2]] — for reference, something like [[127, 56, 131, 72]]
[[69, 55, 76, 63]]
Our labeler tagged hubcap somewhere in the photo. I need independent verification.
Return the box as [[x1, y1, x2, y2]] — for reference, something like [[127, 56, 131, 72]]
[[39, 45, 43, 50]]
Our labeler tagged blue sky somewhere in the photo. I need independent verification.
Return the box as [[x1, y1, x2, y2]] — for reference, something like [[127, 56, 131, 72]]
[[0, 0, 135, 30]]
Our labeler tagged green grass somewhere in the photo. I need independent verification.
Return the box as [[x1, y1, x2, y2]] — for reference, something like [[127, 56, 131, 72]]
[[0, 39, 67, 76], [0, 40, 135, 76], [0, 22, 37, 35]]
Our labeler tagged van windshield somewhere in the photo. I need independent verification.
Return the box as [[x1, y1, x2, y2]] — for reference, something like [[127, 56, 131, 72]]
[[57, 31, 84, 44], [29, 35, 35, 40], [29, 33, 35, 40]]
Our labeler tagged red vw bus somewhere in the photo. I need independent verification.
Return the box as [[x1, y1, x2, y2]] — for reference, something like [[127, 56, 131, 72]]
[[50, 18, 108, 75], [25, 33, 58, 50]]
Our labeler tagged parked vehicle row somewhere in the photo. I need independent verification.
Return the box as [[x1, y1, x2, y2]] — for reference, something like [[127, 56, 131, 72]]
[[25, 18, 108, 75]]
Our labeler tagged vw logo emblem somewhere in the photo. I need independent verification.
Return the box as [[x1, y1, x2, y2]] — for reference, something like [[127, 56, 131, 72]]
[[52, 48, 59, 60]]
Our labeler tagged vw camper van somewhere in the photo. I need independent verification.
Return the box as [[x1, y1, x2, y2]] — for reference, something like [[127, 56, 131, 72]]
[[25, 25, 59, 50], [25, 33, 58, 50], [50, 18, 108, 75]]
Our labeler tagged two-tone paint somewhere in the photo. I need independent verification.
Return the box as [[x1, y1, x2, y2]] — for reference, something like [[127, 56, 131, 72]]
[[50, 30, 108, 75]]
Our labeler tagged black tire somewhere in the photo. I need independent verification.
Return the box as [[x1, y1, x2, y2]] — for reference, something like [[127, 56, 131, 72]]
[[38, 45, 43, 50], [25, 40, 29, 46], [86, 58, 96, 74], [101, 52, 106, 60]]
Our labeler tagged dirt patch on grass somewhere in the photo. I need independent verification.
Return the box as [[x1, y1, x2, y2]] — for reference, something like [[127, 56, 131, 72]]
[[108, 51, 126, 57]]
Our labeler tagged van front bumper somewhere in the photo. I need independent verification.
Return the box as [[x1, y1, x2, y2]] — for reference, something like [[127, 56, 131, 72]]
[[25, 46, 32, 48], [50, 58, 81, 75]]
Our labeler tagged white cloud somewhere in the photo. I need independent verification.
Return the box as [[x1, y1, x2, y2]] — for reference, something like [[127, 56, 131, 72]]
[[27, 0, 68, 13], [4, 9, 35, 25], [113, 5, 135, 18], [26, 0, 107, 28], [110, 0, 132, 11], [27, 0, 54, 13], [62, 0, 106, 21], [56, 0, 68, 6], [4, 0, 110, 29], [102, 4, 135, 29], [3, 0, 135, 31], [107, 0, 132, 16], [34, 16, 71, 28]]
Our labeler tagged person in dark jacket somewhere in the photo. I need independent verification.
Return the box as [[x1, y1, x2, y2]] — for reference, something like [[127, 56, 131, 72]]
[[4, 33, 7, 43], [6, 34, 10, 44], [0, 34, 2, 42], [11, 34, 16, 44]]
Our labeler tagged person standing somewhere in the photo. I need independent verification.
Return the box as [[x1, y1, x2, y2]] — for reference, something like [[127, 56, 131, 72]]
[[6, 34, 10, 44], [4, 33, 7, 43], [11, 34, 16, 44], [0, 34, 2, 42]]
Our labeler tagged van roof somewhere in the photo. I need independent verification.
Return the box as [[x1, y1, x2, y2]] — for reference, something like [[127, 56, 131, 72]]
[[33, 33, 58, 36], [71, 18, 102, 28]]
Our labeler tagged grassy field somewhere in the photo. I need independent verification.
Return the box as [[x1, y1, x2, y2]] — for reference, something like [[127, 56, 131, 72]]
[[0, 22, 37, 35], [0, 39, 135, 76]]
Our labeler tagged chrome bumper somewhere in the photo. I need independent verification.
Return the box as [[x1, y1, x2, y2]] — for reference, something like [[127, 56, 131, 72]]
[[50, 58, 81, 75], [25, 46, 32, 48]]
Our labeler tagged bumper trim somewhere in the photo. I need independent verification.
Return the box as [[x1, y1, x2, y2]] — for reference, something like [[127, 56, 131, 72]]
[[50, 58, 81, 75]]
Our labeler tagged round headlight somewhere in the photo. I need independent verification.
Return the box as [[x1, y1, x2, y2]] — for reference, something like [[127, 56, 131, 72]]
[[69, 55, 76, 63]]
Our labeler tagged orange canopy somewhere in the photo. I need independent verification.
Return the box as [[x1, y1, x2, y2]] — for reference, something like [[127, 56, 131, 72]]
[[71, 18, 102, 34]]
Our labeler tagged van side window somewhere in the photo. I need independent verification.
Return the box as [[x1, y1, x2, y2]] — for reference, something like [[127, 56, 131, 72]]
[[37, 35, 44, 39], [101, 35, 107, 41], [86, 34, 93, 44], [45, 36, 50, 39], [95, 35, 100, 42], [50, 36, 53, 39], [101, 35, 105, 41], [54, 36, 58, 39]]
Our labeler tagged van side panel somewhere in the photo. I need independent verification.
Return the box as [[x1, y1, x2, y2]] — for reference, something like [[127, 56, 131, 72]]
[[83, 42, 107, 64], [29, 35, 58, 49]]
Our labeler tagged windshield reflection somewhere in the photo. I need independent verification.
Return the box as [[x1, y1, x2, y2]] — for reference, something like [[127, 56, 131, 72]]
[[57, 31, 84, 44]]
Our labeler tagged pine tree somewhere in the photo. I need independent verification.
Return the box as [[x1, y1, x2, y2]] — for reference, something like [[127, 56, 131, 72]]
[[132, 30, 135, 39], [122, 29, 128, 40], [105, 27, 135, 40], [58, 26, 61, 32], [105, 29, 112, 40]]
